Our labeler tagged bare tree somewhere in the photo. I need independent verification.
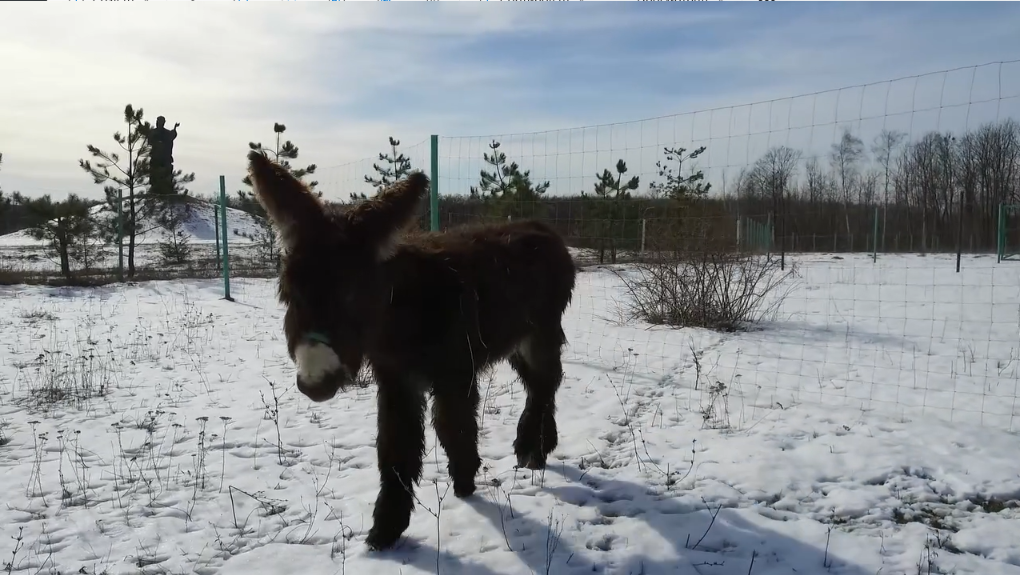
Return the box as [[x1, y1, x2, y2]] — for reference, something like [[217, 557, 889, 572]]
[[859, 169, 881, 206], [750, 146, 801, 207], [748, 146, 800, 259], [829, 128, 866, 237], [871, 129, 907, 249], [971, 119, 1020, 229], [801, 157, 832, 205]]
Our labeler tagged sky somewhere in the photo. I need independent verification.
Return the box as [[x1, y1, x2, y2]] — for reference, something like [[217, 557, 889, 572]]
[[0, 2, 1019, 204]]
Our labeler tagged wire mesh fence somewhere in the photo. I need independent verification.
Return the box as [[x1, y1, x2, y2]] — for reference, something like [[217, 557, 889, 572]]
[[291, 58, 1020, 431], [4, 60, 1020, 431]]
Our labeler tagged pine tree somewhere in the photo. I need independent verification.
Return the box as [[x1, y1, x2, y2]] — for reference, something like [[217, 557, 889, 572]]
[[644, 145, 713, 254], [156, 203, 193, 266], [152, 167, 196, 267], [79, 104, 151, 279], [469, 140, 550, 220], [240, 123, 319, 193], [648, 145, 711, 202], [21, 194, 98, 280], [584, 159, 639, 264], [237, 123, 319, 270], [364, 136, 413, 190], [148, 150, 196, 268]]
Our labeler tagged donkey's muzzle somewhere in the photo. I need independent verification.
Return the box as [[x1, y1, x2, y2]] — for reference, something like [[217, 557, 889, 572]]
[[294, 341, 351, 402], [296, 371, 348, 402]]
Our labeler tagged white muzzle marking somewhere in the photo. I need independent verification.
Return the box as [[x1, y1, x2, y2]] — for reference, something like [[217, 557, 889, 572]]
[[295, 342, 342, 386]]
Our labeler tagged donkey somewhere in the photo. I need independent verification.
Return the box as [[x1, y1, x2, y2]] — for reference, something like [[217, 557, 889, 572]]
[[246, 150, 577, 550]]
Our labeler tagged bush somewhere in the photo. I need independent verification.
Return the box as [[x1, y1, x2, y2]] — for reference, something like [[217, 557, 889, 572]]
[[615, 222, 797, 331], [24, 337, 117, 408]]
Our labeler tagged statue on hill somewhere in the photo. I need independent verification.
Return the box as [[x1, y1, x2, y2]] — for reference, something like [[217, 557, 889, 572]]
[[149, 116, 179, 197]]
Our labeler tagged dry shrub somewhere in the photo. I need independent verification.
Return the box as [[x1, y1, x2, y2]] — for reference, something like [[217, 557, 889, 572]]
[[616, 216, 797, 331], [25, 340, 118, 409]]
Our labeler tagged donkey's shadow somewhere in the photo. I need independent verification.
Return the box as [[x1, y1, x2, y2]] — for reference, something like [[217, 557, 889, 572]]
[[373, 463, 877, 575]]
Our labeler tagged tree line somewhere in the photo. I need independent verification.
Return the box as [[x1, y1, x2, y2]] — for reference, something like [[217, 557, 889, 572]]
[[350, 117, 1020, 262], [728, 118, 1020, 255], [5, 115, 1017, 281]]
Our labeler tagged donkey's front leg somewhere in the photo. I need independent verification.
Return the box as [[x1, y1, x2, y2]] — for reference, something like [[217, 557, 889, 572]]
[[366, 371, 427, 551]]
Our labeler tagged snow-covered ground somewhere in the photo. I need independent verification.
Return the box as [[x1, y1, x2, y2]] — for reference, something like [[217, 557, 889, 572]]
[[0, 199, 268, 276], [0, 199, 265, 248], [0, 253, 1018, 574], [0, 242, 269, 278]]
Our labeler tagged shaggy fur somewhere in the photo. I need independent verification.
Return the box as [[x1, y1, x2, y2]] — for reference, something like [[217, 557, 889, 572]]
[[246, 150, 577, 550]]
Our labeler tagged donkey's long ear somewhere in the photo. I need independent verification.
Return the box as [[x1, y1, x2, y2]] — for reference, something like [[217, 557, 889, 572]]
[[346, 171, 429, 260], [247, 150, 326, 251]]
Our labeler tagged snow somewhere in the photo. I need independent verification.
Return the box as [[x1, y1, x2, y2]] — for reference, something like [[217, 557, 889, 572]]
[[0, 199, 268, 275], [169, 200, 265, 245], [0, 198, 265, 248], [1, 253, 1019, 574]]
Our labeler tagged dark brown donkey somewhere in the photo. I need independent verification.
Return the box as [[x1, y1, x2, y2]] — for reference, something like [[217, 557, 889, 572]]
[[246, 150, 577, 550]]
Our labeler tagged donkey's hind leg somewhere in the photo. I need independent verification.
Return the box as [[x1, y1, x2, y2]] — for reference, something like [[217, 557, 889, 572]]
[[508, 324, 566, 470]]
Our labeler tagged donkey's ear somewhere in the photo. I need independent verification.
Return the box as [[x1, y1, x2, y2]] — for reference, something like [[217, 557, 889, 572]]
[[247, 150, 326, 251], [346, 171, 429, 261]]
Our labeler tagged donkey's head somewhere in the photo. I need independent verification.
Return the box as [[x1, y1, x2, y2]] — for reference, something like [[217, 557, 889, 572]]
[[246, 150, 429, 402]]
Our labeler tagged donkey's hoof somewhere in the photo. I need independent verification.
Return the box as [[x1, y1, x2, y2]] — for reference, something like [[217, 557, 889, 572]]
[[453, 480, 477, 498], [516, 452, 547, 470], [366, 524, 404, 551]]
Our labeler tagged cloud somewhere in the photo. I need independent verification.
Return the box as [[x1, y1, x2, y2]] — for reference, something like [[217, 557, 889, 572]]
[[0, 3, 1017, 205]]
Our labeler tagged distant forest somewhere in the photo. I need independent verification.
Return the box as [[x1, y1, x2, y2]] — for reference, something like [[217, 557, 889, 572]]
[[405, 118, 1020, 255]]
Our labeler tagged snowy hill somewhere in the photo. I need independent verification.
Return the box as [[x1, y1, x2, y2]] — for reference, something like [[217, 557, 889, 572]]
[[0, 197, 267, 247]]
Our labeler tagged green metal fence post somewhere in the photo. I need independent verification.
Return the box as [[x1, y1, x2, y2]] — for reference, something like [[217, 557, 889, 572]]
[[872, 206, 879, 263], [430, 134, 440, 232], [219, 175, 233, 301], [997, 203, 1004, 263]]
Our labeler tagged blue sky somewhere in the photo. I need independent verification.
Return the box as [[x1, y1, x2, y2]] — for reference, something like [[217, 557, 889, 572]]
[[0, 2, 1018, 203]]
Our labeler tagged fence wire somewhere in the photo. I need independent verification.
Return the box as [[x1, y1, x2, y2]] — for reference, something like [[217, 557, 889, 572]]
[[320, 59, 1020, 431], [4, 60, 1020, 431]]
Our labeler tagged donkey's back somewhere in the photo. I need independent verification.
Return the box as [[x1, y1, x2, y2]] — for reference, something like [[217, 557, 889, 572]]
[[381, 219, 577, 370]]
